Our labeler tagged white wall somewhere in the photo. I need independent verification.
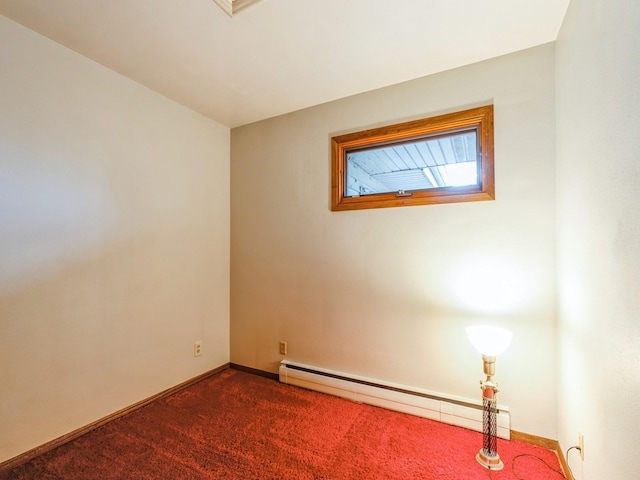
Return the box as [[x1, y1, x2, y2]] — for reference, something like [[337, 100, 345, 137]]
[[0, 16, 230, 462], [231, 44, 557, 438], [556, 0, 640, 478]]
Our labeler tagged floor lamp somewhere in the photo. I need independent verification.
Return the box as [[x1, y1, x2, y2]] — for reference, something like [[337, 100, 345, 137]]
[[466, 326, 512, 470]]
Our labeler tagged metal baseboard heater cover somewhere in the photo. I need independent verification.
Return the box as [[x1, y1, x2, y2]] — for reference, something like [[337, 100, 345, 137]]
[[279, 360, 510, 440]]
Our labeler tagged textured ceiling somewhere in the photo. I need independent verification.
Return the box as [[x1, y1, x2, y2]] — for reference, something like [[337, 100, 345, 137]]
[[0, 0, 570, 127]]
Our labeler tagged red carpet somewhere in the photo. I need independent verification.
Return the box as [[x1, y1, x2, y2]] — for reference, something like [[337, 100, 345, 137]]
[[1, 369, 565, 479]]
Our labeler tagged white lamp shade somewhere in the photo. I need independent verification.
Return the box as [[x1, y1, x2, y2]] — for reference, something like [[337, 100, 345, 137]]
[[466, 326, 513, 356]]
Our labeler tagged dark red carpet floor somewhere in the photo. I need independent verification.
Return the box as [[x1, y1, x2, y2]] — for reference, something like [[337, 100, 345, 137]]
[[1, 369, 566, 479]]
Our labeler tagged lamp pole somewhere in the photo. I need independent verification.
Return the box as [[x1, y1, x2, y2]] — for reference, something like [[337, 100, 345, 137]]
[[466, 325, 512, 471], [477, 361, 503, 470]]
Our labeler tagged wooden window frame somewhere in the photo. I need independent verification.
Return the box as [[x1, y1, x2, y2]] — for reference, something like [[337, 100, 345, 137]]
[[330, 105, 494, 211]]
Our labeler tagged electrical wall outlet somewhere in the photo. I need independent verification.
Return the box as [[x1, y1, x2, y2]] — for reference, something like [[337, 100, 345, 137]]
[[578, 432, 584, 460], [194, 341, 202, 357], [279, 341, 287, 355]]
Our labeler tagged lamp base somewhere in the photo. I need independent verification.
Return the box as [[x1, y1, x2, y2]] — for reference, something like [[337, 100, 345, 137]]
[[476, 448, 504, 470]]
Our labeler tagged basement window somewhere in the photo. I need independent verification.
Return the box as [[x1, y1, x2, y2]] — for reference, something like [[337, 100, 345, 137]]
[[330, 105, 495, 211]]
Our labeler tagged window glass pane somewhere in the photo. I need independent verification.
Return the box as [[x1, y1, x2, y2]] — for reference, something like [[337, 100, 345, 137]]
[[330, 105, 494, 211], [345, 129, 478, 197]]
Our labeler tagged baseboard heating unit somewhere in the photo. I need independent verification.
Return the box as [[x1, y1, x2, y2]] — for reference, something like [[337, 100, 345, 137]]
[[279, 360, 510, 440]]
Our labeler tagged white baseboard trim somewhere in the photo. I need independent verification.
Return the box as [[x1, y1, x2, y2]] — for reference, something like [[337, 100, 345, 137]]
[[279, 360, 510, 440]]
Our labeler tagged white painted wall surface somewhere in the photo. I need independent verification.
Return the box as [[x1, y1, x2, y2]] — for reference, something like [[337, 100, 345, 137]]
[[0, 16, 230, 462], [556, 0, 640, 478], [231, 44, 557, 439]]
